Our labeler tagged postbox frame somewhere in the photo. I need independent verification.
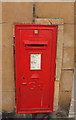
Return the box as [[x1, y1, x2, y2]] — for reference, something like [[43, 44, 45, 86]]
[[15, 24, 58, 113]]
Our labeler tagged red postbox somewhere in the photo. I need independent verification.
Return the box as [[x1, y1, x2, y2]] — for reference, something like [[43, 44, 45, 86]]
[[15, 24, 58, 114]]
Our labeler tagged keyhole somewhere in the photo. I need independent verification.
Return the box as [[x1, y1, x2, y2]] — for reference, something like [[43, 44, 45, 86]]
[[23, 77, 25, 79]]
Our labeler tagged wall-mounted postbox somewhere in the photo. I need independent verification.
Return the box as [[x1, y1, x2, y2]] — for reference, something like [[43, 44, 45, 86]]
[[15, 24, 58, 114]]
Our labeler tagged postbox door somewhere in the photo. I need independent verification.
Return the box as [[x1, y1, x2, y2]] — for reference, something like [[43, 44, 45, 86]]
[[15, 25, 57, 113]]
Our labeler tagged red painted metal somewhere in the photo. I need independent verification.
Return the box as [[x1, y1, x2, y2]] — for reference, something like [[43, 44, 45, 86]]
[[15, 24, 58, 114]]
